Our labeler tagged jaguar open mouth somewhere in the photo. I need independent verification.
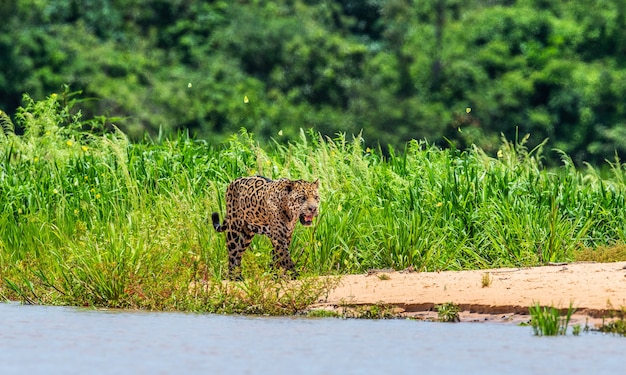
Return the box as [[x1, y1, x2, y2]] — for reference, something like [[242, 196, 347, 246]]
[[300, 214, 315, 226]]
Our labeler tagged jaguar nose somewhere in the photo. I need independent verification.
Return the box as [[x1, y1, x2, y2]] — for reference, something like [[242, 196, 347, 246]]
[[307, 205, 318, 216]]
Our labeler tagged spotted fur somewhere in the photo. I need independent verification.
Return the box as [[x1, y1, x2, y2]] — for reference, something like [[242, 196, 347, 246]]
[[212, 176, 320, 278]]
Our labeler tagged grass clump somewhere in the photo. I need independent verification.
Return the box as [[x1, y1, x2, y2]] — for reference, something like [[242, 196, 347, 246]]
[[598, 320, 626, 336], [596, 306, 626, 336], [481, 273, 492, 288], [435, 302, 461, 322], [335, 302, 398, 319], [574, 243, 626, 263], [306, 309, 341, 318], [529, 303, 576, 336], [190, 271, 340, 316], [353, 303, 396, 319]]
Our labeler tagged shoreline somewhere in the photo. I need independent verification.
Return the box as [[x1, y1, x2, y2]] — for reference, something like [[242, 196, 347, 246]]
[[311, 261, 626, 326]]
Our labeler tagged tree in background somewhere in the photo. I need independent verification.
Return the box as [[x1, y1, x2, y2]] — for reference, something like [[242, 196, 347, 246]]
[[1, 0, 626, 165]]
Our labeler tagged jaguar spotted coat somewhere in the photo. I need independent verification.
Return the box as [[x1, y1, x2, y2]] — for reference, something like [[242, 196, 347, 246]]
[[212, 176, 320, 278]]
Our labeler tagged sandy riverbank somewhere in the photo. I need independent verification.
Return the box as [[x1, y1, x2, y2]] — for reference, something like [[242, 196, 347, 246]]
[[312, 261, 626, 325]]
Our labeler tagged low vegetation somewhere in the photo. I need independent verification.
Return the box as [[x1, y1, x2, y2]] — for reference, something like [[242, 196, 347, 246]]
[[2, 93, 626, 312], [435, 302, 461, 323], [527, 302, 626, 337], [597, 306, 626, 337], [574, 243, 626, 263], [333, 303, 398, 319], [598, 318, 626, 336], [528, 303, 575, 336], [481, 273, 492, 288]]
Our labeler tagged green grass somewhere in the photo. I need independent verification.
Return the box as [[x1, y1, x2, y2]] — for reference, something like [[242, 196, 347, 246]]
[[598, 318, 626, 336], [595, 306, 626, 336], [2, 92, 626, 312], [306, 309, 342, 318], [574, 243, 626, 262], [336, 303, 397, 319], [435, 302, 461, 322], [529, 303, 576, 336], [481, 272, 492, 288]]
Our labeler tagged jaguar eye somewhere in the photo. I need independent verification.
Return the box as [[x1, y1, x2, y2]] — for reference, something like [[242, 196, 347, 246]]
[[298, 196, 306, 203]]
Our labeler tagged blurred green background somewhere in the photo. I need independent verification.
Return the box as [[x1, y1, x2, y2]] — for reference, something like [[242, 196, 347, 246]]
[[2, 0, 626, 165]]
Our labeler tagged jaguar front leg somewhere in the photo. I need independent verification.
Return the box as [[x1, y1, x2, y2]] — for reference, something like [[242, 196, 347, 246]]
[[270, 232, 297, 278]]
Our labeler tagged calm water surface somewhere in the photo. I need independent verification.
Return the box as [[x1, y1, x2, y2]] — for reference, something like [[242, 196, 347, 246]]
[[1, 302, 624, 374]]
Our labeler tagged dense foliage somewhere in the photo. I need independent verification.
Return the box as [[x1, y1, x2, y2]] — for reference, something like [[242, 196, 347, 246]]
[[2, 0, 626, 165], [1, 94, 626, 310]]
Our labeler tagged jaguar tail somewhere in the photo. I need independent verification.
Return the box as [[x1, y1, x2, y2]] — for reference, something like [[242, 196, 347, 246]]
[[211, 212, 226, 232], [211, 212, 227, 232]]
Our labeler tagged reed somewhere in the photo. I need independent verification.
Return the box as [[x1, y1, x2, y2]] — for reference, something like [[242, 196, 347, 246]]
[[529, 303, 576, 336]]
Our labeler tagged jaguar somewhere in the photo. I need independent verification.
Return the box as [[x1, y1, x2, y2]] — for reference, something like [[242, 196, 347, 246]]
[[212, 176, 320, 278]]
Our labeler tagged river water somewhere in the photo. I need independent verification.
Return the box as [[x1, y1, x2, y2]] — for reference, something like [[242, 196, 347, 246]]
[[1, 302, 624, 374]]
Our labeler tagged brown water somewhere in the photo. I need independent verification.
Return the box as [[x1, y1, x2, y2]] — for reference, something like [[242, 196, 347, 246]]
[[1, 302, 624, 374]]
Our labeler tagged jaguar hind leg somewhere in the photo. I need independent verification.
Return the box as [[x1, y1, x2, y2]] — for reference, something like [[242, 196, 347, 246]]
[[226, 229, 253, 280]]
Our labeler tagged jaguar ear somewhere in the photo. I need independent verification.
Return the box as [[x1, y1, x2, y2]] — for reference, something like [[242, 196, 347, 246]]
[[313, 179, 319, 188], [283, 180, 294, 193]]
